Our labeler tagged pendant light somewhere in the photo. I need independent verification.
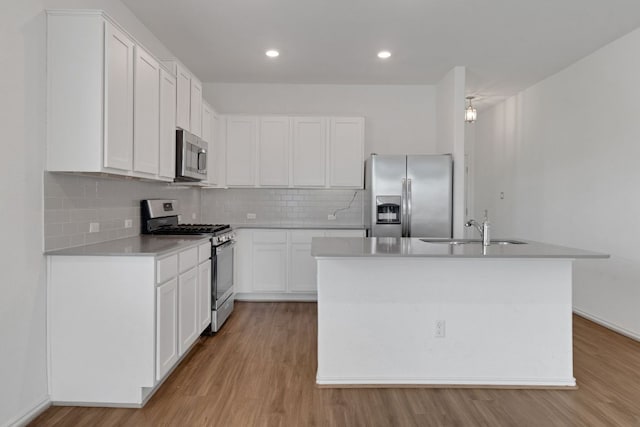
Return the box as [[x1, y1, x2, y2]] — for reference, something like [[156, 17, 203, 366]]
[[465, 96, 477, 123]]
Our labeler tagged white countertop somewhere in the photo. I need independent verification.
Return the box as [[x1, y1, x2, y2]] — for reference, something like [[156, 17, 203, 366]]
[[45, 235, 211, 257], [311, 237, 609, 259]]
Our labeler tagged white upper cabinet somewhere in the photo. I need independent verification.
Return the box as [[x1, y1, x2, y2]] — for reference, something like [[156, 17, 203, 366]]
[[159, 69, 176, 180], [175, 64, 191, 132], [190, 77, 203, 137], [207, 113, 219, 186], [329, 117, 364, 188], [220, 115, 365, 189], [165, 60, 205, 139], [226, 116, 257, 186], [46, 11, 178, 182], [259, 117, 290, 187], [292, 117, 327, 187], [104, 21, 135, 171], [133, 46, 160, 175], [202, 102, 213, 143]]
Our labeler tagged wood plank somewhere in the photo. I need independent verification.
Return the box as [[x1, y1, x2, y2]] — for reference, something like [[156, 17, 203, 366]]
[[31, 303, 640, 426]]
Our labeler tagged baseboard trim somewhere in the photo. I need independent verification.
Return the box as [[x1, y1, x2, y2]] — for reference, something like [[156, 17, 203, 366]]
[[235, 292, 317, 302], [316, 376, 577, 389], [5, 396, 51, 427], [573, 308, 640, 342]]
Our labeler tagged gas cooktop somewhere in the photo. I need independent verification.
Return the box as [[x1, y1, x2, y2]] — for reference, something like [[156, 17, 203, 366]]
[[152, 224, 231, 235]]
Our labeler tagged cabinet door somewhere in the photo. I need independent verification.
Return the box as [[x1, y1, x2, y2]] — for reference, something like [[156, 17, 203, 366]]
[[292, 117, 326, 187], [259, 117, 290, 186], [226, 117, 257, 186], [178, 267, 198, 356], [103, 22, 134, 171], [159, 69, 176, 179], [289, 230, 325, 293], [234, 229, 251, 294], [329, 117, 364, 188], [190, 77, 203, 137], [156, 278, 178, 381], [202, 103, 213, 143], [176, 64, 191, 131], [252, 231, 287, 292], [198, 261, 212, 332], [133, 47, 160, 175]]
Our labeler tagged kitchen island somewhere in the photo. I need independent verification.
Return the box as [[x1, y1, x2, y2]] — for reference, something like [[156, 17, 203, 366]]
[[311, 237, 607, 388]]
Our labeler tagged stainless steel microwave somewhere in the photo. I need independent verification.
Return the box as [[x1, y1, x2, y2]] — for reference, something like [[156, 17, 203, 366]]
[[175, 129, 207, 182]]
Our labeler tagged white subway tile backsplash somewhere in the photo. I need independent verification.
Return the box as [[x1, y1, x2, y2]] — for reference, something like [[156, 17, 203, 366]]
[[43, 173, 200, 251], [44, 172, 365, 251], [201, 188, 364, 226]]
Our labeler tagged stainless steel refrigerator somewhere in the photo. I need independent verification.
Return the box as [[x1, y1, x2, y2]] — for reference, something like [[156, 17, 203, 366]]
[[365, 154, 453, 238]]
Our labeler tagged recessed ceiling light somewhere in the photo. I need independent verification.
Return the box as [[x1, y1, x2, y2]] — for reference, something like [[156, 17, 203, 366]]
[[377, 50, 391, 59], [265, 50, 280, 58]]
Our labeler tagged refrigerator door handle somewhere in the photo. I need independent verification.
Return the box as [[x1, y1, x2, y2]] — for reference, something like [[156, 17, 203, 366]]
[[407, 178, 412, 237], [401, 178, 407, 237]]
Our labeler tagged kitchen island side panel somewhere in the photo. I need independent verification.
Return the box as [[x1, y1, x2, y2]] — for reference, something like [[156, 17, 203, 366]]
[[316, 258, 574, 387]]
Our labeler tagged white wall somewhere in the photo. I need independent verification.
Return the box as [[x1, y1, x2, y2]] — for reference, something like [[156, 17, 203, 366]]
[[435, 67, 466, 237], [472, 28, 640, 340], [204, 83, 438, 157], [0, 1, 178, 425]]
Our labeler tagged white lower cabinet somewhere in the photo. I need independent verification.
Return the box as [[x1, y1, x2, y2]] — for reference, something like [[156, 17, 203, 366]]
[[47, 238, 211, 406], [178, 267, 199, 356], [198, 260, 212, 330], [235, 228, 365, 300], [289, 230, 325, 293], [156, 277, 178, 381], [252, 231, 288, 292]]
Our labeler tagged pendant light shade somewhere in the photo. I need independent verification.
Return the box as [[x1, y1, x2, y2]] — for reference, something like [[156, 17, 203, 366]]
[[465, 96, 477, 123]]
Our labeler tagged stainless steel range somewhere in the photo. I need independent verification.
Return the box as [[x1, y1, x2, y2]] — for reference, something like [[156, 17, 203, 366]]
[[141, 199, 235, 333]]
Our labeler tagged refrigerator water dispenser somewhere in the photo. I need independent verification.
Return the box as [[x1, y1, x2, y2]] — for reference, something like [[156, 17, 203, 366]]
[[376, 196, 401, 224]]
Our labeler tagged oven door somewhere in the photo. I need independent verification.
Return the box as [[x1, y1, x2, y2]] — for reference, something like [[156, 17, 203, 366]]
[[213, 240, 235, 308]]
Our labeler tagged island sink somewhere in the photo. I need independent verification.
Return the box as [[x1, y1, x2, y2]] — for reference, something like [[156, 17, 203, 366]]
[[420, 238, 527, 245]]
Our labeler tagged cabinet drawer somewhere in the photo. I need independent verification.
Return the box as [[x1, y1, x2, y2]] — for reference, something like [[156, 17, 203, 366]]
[[252, 230, 287, 244], [179, 247, 198, 272], [157, 254, 178, 284], [198, 242, 211, 263]]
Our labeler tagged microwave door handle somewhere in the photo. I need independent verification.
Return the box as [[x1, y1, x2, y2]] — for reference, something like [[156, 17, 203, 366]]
[[198, 149, 207, 172]]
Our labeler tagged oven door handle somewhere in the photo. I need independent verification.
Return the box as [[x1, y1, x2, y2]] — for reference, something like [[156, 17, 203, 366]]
[[216, 240, 236, 253]]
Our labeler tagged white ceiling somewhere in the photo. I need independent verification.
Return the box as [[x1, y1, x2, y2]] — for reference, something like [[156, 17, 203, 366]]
[[121, 0, 640, 98]]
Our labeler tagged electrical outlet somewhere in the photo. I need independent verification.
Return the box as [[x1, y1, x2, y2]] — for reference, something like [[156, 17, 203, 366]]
[[435, 320, 446, 338], [89, 222, 100, 233], [328, 214, 337, 220], [124, 219, 133, 229], [247, 213, 257, 220], [191, 212, 197, 220]]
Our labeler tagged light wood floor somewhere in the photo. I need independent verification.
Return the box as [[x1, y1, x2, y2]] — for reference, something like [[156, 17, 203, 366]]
[[31, 302, 640, 426]]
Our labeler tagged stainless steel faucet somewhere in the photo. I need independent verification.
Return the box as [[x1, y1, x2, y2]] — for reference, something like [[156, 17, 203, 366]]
[[465, 210, 491, 246]]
